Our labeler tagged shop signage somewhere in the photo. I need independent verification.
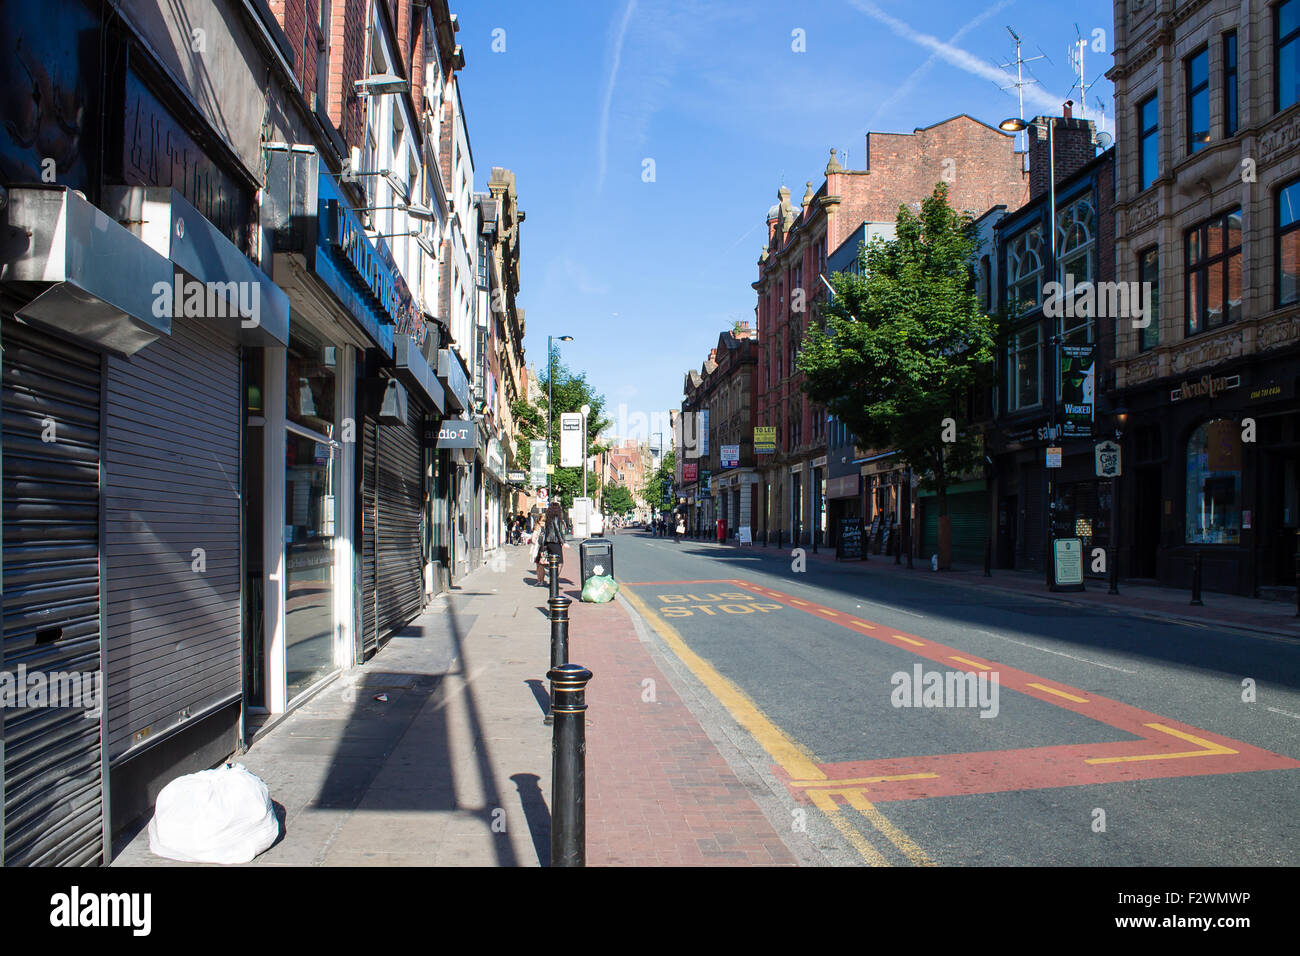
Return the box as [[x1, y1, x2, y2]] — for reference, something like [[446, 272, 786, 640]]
[[827, 474, 859, 499], [437, 349, 472, 412], [530, 439, 548, 486], [507, 470, 528, 484], [559, 413, 583, 466], [698, 409, 710, 457], [1052, 538, 1085, 591], [837, 516, 864, 561], [738, 526, 753, 545], [425, 420, 475, 448], [1060, 344, 1095, 438], [721, 444, 740, 468], [1046, 446, 1063, 468], [1170, 373, 1240, 402], [322, 198, 415, 330], [1248, 380, 1289, 402], [683, 463, 699, 482], [1095, 440, 1121, 478], [754, 426, 777, 454]]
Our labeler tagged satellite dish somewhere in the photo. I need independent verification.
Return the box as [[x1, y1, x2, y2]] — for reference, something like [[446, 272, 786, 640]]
[[1095, 131, 1114, 150]]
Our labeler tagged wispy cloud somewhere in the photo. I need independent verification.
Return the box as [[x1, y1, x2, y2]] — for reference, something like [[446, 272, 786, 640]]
[[597, 0, 638, 190], [868, 0, 1015, 126], [847, 0, 1068, 115]]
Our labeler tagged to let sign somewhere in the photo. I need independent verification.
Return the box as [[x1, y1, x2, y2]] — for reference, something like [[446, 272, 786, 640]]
[[1046, 446, 1063, 468]]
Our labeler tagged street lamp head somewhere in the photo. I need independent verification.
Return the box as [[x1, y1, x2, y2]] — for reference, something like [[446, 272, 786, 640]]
[[580, 404, 590, 417], [999, 117, 1029, 133], [559, 335, 574, 342]]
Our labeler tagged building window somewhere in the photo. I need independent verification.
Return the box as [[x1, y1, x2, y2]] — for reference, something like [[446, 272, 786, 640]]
[[1279, 178, 1300, 306], [980, 255, 992, 311], [1224, 32, 1238, 136], [1139, 93, 1159, 190], [1185, 208, 1242, 335], [1279, 0, 1300, 112], [1056, 195, 1096, 345], [1139, 246, 1161, 351], [1186, 46, 1210, 153], [1185, 419, 1242, 545], [1007, 325, 1042, 411], [1005, 226, 1045, 317]]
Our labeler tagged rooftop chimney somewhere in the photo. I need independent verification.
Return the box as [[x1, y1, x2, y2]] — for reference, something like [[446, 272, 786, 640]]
[[1027, 104, 1096, 202]]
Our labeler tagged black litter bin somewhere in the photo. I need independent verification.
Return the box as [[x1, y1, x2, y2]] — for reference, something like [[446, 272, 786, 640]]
[[579, 538, 614, 585]]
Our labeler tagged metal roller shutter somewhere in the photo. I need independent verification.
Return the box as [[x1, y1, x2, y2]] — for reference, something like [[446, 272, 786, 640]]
[[375, 413, 423, 641], [2, 318, 106, 866], [360, 415, 378, 659], [103, 317, 240, 762], [920, 491, 990, 566]]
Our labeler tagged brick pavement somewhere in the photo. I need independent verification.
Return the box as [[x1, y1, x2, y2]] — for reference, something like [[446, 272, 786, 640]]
[[562, 577, 797, 866]]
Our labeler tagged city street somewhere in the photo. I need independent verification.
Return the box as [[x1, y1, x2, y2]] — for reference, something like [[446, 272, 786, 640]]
[[613, 530, 1300, 866]]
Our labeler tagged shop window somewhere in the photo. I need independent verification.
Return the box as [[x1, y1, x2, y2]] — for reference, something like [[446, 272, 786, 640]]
[[1185, 419, 1243, 545], [287, 328, 337, 438], [1005, 226, 1045, 317], [1185, 208, 1242, 335], [1279, 177, 1300, 306]]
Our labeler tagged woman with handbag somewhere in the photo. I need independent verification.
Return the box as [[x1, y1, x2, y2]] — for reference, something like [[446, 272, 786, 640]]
[[534, 501, 570, 586]]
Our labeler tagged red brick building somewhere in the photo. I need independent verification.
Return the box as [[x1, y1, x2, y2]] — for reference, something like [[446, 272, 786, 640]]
[[752, 115, 1029, 546]]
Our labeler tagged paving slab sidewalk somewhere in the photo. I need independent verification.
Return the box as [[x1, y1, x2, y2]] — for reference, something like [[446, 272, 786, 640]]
[[113, 541, 797, 867]]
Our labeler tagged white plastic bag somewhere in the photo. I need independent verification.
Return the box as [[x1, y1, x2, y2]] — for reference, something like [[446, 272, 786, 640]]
[[148, 762, 279, 864]]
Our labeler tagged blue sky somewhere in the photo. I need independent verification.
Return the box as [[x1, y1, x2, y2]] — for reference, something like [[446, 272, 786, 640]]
[[455, 0, 1115, 442]]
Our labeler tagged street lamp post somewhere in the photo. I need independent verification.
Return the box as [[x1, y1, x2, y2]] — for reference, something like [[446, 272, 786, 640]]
[[1001, 110, 1065, 591], [1109, 406, 1128, 595], [580, 403, 591, 500], [547, 334, 574, 502]]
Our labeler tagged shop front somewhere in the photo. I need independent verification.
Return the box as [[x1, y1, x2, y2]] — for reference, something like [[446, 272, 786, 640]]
[[1117, 360, 1300, 597]]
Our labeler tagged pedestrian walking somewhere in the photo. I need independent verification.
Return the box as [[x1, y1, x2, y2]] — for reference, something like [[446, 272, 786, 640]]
[[674, 513, 685, 543], [534, 500, 570, 587]]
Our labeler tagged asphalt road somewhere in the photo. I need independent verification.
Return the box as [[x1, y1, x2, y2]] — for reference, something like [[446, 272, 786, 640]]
[[611, 529, 1300, 866]]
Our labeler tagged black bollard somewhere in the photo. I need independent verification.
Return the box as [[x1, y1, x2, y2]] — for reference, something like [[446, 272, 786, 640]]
[[544, 594, 571, 726], [548, 551, 560, 602], [1108, 545, 1120, 595], [1294, 550, 1299, 618], [1190, 551, 1204, 606], [984, 536, 993, 578], [549, 663, 592, 867]]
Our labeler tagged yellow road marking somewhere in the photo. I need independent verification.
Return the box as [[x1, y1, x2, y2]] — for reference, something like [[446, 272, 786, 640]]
[[621, 586, 824, 781], [891, 634, 924, 646], [1085, 722, 1239, 765], [623, 584, 933, 867], [818, 608, 839, 617], [841, 790, 937, 867], [808, 792, 889, 866], [950, 655, 993, 669], [1028, 682, 1089, 703], [790, 772, 939, 788], [849, 620, 877, 631], [790, 598, 809, 606]]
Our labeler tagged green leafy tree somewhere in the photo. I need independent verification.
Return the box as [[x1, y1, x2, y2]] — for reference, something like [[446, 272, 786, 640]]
[[601, 483, 636, 515], [511, 349, 612, 509], [639, 450, 676, 513], [798, 182, 993, 564]]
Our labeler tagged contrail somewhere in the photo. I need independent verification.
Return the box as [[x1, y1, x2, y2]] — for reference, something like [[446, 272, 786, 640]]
[[848, 0, 1068, 115], [597, 0, 638, 190], [870, 0, 1015, 124]]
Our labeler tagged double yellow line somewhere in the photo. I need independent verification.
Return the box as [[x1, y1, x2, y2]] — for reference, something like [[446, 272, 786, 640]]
[[621, 585, 934, 867]]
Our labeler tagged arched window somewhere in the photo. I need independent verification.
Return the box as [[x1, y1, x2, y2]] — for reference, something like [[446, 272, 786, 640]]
[[1185, 419, 1242, 544], [1056, 196, 1097, 344], [1006, 226, 1045, 317]]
